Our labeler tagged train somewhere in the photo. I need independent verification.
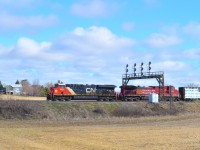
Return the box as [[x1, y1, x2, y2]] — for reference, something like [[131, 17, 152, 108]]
[[47, 82, 200, 101]]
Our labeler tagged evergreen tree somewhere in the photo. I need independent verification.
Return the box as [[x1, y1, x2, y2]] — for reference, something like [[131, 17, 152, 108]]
[[15, 80, 20, 84], [0, 81, 3, 89]]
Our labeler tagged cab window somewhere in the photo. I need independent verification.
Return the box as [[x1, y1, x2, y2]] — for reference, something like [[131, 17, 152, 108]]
[[60, 85, 65, 88]]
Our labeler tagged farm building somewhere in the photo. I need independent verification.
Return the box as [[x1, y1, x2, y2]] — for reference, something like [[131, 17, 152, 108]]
[[5, 83, 22, 95]]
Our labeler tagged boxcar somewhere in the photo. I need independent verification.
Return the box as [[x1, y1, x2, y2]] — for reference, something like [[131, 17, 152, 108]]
[[179, 87, 200, 100]]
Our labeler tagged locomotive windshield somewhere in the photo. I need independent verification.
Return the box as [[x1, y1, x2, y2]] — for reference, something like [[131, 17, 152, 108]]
[[54, 84, 65, 88], [59, 85, 65, 88]]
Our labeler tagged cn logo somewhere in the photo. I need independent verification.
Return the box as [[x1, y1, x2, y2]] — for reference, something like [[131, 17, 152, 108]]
[[86, 88, 96, 94]]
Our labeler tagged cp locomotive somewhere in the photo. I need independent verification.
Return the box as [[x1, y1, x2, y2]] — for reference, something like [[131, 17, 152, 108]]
[[120, 85, 179, 101]]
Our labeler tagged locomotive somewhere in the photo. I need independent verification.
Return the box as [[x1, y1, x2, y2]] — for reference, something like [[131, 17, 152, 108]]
[[47, 83, 116, 101], [120, 85, 179, 101]]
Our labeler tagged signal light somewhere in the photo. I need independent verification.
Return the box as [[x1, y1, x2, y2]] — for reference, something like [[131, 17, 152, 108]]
[[125, 64, 129, 74], [148, 61, 151, 72]]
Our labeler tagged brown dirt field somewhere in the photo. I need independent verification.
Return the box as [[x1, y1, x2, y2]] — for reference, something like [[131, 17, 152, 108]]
[[0, 115, 200, 150], [0, 94, 46, 101]]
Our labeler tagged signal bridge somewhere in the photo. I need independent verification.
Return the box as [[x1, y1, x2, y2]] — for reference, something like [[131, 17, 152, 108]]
[[122, 62, 165, 100]]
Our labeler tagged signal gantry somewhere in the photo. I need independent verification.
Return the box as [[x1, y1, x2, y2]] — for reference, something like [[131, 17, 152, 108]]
[[122, 62, 165, 100]]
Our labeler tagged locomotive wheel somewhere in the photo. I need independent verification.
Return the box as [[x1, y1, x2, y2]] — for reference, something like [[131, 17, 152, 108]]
[[109, 98, 115, 102], [47, 94, 51, 101], [97, 98, 101, 102], [66, 97, 72, 101]]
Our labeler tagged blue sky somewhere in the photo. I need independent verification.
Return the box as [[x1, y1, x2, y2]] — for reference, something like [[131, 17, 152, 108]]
[[0, 0, 200, 88]]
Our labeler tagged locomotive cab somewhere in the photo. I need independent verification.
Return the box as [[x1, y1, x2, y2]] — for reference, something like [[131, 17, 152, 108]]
[[47, 83, 73, 101]]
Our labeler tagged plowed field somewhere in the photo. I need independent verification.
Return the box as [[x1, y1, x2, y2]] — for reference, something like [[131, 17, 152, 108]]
[[0, 116, 200, 150]]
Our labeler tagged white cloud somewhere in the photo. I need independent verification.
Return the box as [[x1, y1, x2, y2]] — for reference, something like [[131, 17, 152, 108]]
[[183, 22, 200, 38], [14, 38, 51, 57], [59, 26, 135, 53], [154, 61, 188, 72], [0, 26, 136, 85], [0, 13, 58, 30], [145, 33, 182, 48], [0, 25, 199, 88], [183, 49, 200, 59], [0, 45, 11, 55], [70, 0, 117, 18], [13, 37, 71, 62]]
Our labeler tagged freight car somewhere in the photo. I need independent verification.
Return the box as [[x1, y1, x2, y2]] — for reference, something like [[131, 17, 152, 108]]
[[119, 85, 179, 101], [47, 83, 116, 101], [179, 87, 200, 100]]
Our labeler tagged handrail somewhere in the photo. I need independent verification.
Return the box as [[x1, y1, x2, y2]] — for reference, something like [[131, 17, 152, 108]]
[[122, 71, 164, 78]]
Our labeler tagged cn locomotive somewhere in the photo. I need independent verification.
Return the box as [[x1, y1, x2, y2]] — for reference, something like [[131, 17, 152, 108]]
[[47, 83, 116, 101]]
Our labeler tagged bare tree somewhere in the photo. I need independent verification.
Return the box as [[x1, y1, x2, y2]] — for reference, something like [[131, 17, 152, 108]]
[[32, 79, 42, 96], [45, 82, 53, 88], [21, 80, 33, 96]]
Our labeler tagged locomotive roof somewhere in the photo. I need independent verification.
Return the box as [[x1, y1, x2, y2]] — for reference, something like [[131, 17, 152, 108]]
[[120, 85, 137, 88], [97, 85, 116, 88], [179, 87, 200, 88]]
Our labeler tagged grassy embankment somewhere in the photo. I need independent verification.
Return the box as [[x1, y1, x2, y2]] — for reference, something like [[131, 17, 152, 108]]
[[0, 94, 200, 120]]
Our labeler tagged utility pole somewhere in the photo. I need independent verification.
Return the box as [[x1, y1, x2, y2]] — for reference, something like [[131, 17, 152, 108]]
[[169, 86, 172, 114]]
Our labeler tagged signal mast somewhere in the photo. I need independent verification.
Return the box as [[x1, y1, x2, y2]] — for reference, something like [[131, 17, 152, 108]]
[[122, 62, 164, 100]]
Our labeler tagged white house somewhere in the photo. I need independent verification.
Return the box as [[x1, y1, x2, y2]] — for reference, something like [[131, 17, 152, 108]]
[[6, 84, 22, 95]]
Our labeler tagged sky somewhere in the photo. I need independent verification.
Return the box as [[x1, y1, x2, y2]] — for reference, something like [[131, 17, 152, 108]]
[[0, 0, 200, 88]]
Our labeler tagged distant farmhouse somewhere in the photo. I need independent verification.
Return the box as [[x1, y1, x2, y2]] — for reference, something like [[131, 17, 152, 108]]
[[2, 80, 23, 95]]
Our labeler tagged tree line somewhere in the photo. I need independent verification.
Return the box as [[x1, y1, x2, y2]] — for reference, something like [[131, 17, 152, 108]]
[[14, 79, 53, 97]]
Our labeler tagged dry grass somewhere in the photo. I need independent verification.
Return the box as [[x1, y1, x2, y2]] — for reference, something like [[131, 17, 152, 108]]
[[0, 116, 200, 150], [0, 94, 46, 101]]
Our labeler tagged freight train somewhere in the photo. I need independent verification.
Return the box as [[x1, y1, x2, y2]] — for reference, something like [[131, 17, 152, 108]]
[[47, 82, 200, 101]]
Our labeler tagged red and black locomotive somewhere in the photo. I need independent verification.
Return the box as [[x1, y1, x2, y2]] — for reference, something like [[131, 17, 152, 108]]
[[47, 83, 116, 101], [119, 85, 179, 101]]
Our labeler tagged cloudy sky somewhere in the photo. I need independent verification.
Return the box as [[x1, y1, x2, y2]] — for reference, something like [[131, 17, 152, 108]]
[[0, 0, 200, 88]]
